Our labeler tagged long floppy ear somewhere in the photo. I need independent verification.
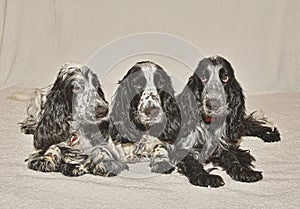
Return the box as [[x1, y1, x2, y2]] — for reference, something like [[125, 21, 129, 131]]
[[149, 74, 181, 142], [225, 76, 246, 142], [159, 91, 181, 142], [109, 68, 143, 143], [176, 72, 203, 138], [33, 73, 71, 151]]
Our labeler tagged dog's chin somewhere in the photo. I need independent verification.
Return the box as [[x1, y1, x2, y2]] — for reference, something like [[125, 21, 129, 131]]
[[139, 115, 163, 126]]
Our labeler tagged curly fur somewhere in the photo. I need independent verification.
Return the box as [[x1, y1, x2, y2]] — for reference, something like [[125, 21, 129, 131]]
[[19, 85, 52, 134], [174, 55, 281, 187]]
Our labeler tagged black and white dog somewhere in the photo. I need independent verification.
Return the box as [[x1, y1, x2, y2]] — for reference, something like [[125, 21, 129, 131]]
[[109, 61, 181, 173], [25, 63, 127, 176], [173, 56, 281, 187]]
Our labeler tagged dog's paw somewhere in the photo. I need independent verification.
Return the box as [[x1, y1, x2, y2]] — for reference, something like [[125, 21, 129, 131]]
[[92, 160, 128, 177], [189, 174, 225, 188], [229, 167, 263, 182], [261, 127, 281, 143], [150, 160, 175, 174], [28, 156, 59, 172], [60, 163, 88, 177], [20, 123, 36, 135]]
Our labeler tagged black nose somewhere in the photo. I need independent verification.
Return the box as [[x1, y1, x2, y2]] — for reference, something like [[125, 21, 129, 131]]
[[144, 107, 160, 118], [95, 105, 108, 118], [206, 99, 221, 111]]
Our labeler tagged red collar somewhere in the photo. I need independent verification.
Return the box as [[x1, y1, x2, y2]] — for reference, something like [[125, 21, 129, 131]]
[[70, 133, 79, 146]]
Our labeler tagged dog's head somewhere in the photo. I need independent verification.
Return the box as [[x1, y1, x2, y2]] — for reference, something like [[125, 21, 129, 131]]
[[117, 61, 174, 126], [193, 56, 235, 118], [56, 63, 108, 121], [129, 61, 168, 125], [110, 61, 179, 142], [33, 63, 109, 150]]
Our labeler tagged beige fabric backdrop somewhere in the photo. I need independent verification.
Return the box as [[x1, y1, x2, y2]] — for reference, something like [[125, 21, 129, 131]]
[[0, 0, 299, 94]]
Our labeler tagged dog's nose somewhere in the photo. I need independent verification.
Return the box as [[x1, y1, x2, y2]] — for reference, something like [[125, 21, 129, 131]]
[[144, 107, 160, 118], [95, 105, 108, 118], [206, 99, 221, 111]]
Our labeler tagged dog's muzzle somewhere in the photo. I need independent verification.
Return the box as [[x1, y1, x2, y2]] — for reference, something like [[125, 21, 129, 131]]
[[206, 98, 222, 111], [144, 106, 160, 118], [95, 105, 108, 119], [138, 89, 163, 122], [93, 92, 108, 119], [203, 87, 227, 116]]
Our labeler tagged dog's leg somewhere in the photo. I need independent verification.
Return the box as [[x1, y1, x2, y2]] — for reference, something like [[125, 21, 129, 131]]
[[243, 113, 280, 142], [89, 144, 128, 177], [219, 148, 263, 182], [27, 142, 89, 176], [177, 154, 225, 188], [150, 143, 175, 174], [19, 119, 37, 135], [59, 147, 91, 177]]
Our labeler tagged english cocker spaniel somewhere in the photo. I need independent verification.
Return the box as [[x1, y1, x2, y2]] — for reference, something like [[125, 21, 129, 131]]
[[25, 63, 127, 176], [109, 61, 181, 173], [173, 55, 281, 187]]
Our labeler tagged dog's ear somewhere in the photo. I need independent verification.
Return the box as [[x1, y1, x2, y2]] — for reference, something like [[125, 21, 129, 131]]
[[155, 90, 181, 142], [109, 68, 143, 143], [89, 70, 108, 104], [33, 83, 71, 151], [148, 70, 181, 142], [226, 76, 246, 142]]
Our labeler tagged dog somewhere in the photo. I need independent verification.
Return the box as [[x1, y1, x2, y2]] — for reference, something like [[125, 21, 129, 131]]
[[25, 63, 127, 176], [109, 61, 181, 173], [173, 55, 281, 187]]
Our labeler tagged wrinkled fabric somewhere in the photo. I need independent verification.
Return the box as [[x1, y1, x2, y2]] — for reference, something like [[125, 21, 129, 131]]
[[1, 87, 299, 208], [0, 0, 299, 94]]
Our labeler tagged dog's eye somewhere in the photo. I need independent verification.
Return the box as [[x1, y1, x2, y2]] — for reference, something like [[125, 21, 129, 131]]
[[132, 83, 143, 92], [200, 75, 207, 83], [72, 86, 82, 93], [221, 73, 229, 83], [156, 80, 165, 89]]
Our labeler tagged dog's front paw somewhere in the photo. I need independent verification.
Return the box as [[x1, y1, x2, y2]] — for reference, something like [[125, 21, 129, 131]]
[[229, 167, 263, 182], [21, 126, 35, 135], [150, 159, 175, 174], [189, 173, 225, 188], [28, 156, 60, 172], [60, 163, 89, 177], [92, 160, 128, 177], [262, 127, 281, 143]]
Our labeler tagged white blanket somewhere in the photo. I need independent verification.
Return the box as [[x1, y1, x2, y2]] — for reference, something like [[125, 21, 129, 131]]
[[1, 87, 299, 209]]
